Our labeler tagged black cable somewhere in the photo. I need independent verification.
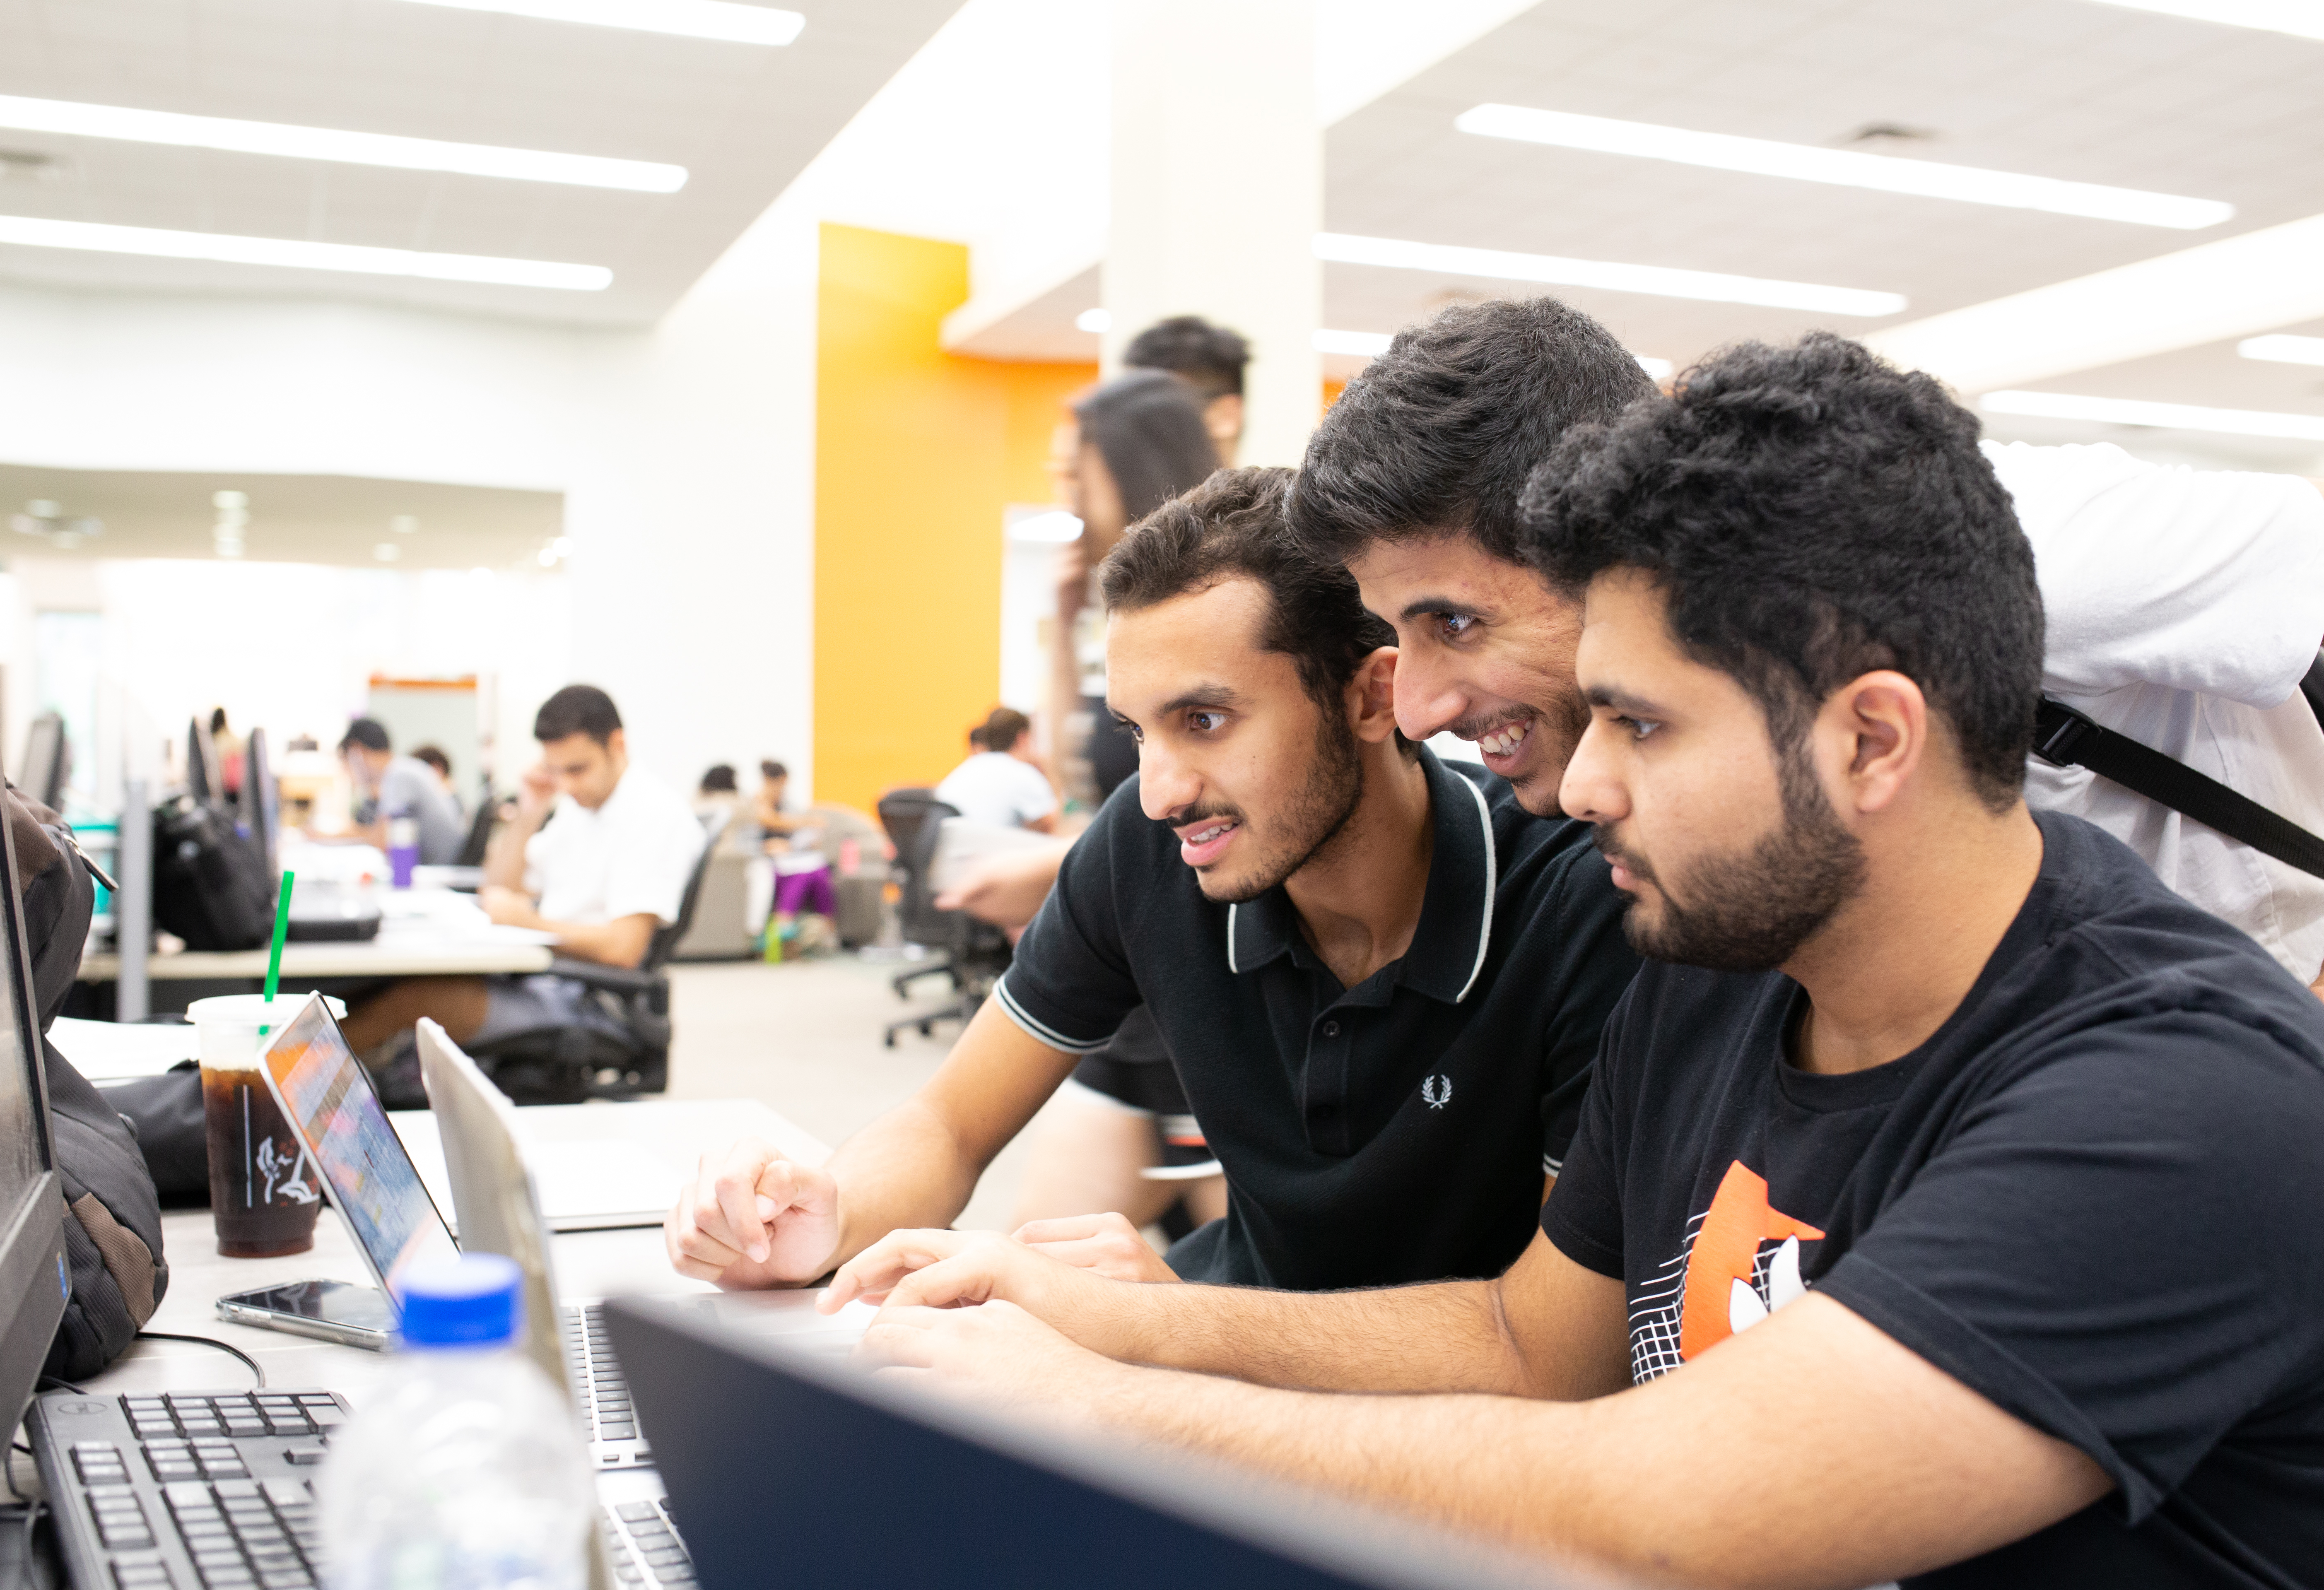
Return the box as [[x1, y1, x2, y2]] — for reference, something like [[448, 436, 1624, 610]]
[[136, 1331, 265, 1390], [33, 1378, 81, 1396]]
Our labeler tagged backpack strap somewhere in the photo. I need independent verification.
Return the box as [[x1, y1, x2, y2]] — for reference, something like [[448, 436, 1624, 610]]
[[2033, 696, 2324, 882]]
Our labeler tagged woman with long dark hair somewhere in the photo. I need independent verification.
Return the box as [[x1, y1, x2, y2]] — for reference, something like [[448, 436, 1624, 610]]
[[1049, 369, 1220, 802]]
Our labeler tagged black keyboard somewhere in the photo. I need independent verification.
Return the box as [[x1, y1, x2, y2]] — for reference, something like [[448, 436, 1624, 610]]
[[29, 1389, 347, 1590]]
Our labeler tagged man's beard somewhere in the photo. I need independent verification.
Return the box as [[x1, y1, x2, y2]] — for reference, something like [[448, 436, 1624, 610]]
[[1193, 706, 1366, 905], [1598, 741, 1866, 973]]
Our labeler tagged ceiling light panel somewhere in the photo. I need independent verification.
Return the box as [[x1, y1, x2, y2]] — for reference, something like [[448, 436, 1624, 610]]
[[1314, 232, 1907, 317], [0, 94, 685, 192], [1455, 105, 2232, 230], [2085, 0, 2324, 42], [2239, 333, 2324, 366], [1982, 389, 2324, 440], [392, 0, 805, 46], [0, 215, 611, 290]]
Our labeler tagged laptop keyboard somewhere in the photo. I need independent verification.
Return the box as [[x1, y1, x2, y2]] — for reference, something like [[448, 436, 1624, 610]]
[[563, 1303, 641, 1448], [601, 1498, 692, 1586]]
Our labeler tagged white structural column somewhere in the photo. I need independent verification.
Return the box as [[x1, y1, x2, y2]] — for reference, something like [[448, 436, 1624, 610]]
[[1105, 0, 1322, 468]]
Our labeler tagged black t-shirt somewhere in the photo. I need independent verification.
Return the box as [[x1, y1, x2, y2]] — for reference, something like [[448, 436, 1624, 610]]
[[1544, 811, 2324, 1587], [999, 747, 1639, 1291]]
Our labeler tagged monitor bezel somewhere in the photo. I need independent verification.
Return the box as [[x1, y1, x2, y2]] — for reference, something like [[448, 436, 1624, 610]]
[[0, 773, 75, 1429]]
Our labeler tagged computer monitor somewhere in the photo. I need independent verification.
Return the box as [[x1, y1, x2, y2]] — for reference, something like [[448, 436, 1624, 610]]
[[0, 777, 75, 1436], [186, 717, 221, 806], [18, 712, 66, 812], [243, 726, 279, 878]]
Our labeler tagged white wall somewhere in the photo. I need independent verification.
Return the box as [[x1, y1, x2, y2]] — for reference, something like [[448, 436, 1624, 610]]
[[0, 195, 822, 807]]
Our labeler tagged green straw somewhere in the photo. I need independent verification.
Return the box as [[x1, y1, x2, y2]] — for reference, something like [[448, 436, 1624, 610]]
[[263, 870, 294, 1007]]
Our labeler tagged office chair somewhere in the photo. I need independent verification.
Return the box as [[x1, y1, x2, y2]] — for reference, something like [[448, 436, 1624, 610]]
[[459, 817, 724, 1103], [875, 792, 1011, 1048], [453, 796, 499, 869]]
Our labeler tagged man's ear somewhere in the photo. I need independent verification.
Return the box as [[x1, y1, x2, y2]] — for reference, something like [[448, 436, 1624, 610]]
[[1825, 670, 1926, 814], [606, 727, 628, 761], [1349, 647, 1402, 745]]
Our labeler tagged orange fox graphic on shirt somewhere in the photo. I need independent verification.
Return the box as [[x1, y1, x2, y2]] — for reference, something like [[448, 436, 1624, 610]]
[[1678, 1160, 1826, 1361]]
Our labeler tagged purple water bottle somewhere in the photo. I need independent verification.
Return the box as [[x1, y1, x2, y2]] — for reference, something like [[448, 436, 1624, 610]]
[[386, 807, 419, 889]]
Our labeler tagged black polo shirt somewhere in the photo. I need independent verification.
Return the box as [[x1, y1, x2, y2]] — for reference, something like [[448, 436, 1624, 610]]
[[995, 747, 1640, 1291]]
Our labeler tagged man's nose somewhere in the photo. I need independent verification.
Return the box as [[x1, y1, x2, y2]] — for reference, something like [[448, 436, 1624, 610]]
[[1138, 742, 1200, 822], [1392, 649, 1469, 742], [1558, 718, 1625, 824]]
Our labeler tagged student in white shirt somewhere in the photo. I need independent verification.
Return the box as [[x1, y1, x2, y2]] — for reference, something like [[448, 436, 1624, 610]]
[[935, 708, 1059, 832], [338, 684, 704, 1067]]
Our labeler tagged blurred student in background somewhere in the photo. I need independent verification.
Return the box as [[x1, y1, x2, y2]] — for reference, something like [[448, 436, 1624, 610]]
[[1123, 314, 1249, 465], [695, 763, 741, 822], [330, 717, 465, 865], [936, 707, 1058, 833], [1049, 370, 1219, 805]]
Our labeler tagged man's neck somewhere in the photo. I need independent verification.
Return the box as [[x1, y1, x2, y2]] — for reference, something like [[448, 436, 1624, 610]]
[[1785, 799, 2045, 1075], [1283, 745, 1435, 990]]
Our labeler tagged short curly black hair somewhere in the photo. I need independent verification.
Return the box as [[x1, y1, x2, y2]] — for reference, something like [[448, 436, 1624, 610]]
[[1519, 333, 2042, 810], [1122, 315, 1250, 400], [1100, 466, 1403, 742], [1286, 296, 1657, 567]]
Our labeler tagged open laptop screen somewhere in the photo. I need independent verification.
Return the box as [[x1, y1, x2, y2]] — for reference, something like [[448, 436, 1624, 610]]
[[264, 995, 456, 1296]]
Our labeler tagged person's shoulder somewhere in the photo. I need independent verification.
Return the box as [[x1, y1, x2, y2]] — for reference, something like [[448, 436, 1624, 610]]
[[1440, 756, 1609, 897]]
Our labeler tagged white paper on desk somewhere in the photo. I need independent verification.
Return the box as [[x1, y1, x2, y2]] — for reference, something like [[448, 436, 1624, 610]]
[[392, 1113, 681, 1235], [51, 1016, 201, 1081]]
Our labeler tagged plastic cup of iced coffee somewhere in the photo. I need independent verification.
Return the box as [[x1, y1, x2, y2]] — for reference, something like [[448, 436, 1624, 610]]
[[185, 993, 345, 1258]]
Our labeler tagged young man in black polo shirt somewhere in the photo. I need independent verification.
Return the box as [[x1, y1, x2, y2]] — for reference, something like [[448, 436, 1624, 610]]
[[665, 467, 1638, 1294], [844, 338, 2324, 1586]]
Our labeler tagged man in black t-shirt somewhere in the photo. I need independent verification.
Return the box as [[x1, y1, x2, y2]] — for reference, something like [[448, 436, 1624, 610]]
[[844, 337, 2324, 1588], [664, 467, 1638, 1296]]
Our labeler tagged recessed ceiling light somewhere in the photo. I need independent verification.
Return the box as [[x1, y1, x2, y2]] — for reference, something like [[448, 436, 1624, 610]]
[[391, 515, 419, 534], [1455, 104, 2232, 230], [1314, 232, 1906, 317], [2085, 0, 2324, 42], [374, 543, 402, 562], [1981, 389, 2324, 441], [1075, 308, 1110, 334], [2238, 333, 2324, 366], [393, 0, 805, 46], [1314, 328, 1392, 356], [0, 94, 685, 192], [0, 214, 611, 290]]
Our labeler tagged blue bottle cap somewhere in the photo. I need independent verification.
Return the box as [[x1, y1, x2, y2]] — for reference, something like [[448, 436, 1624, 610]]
[[397, 1252, 523, 1347]]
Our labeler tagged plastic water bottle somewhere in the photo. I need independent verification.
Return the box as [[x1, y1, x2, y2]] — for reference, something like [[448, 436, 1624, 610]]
[[318, 1253, 595, 1590]]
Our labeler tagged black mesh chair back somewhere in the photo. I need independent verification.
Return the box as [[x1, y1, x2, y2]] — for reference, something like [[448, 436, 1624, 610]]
[[643, 816, 724, 971], [454, 797, 498, 867]]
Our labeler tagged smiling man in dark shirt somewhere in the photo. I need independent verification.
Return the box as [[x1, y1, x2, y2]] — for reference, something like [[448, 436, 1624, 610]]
[[845, 337, 2324, 1588], [663, 467, 1639, 1296]]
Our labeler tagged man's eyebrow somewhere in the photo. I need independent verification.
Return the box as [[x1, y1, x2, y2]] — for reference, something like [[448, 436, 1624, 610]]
[[1398, 594, 1485, 623], [1155, 683, 1248, 717], [1585, 683, 1668, 718]]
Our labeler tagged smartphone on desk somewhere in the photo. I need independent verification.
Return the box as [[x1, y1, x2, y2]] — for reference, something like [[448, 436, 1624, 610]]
[[217, 1279, 396, 1352]]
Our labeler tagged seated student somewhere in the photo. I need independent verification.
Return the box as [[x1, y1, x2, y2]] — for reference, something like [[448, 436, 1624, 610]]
[[339, 685, 704, 1062], [410, 744, 458, 804], [328, 718, 465, 865], [935, 707, 1058, 833], [840, 338, 2324, 1588], [664, 467, 1639, 1294], [1291, 295, 2324, 990]]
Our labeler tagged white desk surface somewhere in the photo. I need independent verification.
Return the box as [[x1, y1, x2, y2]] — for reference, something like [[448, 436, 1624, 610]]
[[78, 884, 559, 982], [79, 1099, 830, 1409]]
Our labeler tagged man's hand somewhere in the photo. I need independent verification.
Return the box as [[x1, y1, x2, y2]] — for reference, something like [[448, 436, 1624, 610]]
[[2308, 961, 2324, 1005], [856, 1299, 1124, 1422], [665, 1138, 843, 1289], [822, 1227, 1150, 1358], [477, 885, 540, 929], [1013, 1212, 1179, 1283], [933, 844, 1070, 932], [516, 759, 558, 823]]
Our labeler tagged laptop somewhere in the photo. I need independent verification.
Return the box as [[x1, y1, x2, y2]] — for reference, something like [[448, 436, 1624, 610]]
[[602, 1296, 1585, 1590]]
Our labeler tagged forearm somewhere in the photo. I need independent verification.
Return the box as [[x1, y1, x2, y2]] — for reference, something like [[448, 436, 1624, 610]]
[[824, 1100, 988, 1267], [1082, 1274, 1536, 1396], [538, 916, 649, 967], [482, 817, 539, 890]]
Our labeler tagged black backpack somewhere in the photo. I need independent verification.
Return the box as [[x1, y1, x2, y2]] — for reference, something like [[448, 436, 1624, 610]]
[[6, 786, 170, 1381], [151, 790, 274, 951]]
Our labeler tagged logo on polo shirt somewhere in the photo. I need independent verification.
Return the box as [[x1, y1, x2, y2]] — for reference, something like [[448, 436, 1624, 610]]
[[1626, 1160, 1825, 1383], [1421, 1074, 1452, 1108]]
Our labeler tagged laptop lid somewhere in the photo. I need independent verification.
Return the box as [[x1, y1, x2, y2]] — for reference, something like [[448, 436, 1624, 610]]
[[412, 1018, 570, 1399], [260, 994, 457, 1301], [603, 1297, 1579, 1590]]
